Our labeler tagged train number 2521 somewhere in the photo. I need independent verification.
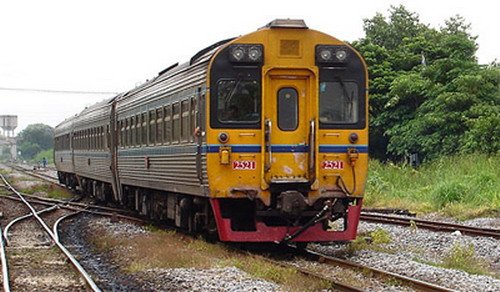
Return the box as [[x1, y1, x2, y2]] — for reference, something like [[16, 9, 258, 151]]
[[232, 160, 256, 170], [321, 160, 345, 170]]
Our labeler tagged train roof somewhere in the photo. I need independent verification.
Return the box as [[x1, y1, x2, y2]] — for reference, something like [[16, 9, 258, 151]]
[[115, 38, 235, 105]]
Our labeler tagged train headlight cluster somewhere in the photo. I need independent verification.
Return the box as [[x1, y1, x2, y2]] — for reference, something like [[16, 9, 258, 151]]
[[229, 44, 263, 64], [316, 45, 349, 64]]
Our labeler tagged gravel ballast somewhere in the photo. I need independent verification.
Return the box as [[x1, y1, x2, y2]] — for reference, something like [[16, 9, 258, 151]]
[[312, 219, 500, 292]]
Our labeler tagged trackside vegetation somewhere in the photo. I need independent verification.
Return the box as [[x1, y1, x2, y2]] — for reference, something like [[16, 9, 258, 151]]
[[364, 154, 499, 219]]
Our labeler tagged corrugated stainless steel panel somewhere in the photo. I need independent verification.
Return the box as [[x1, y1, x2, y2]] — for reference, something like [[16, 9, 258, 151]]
[[117, 50, 218, 107], [73, 152, 112, 182], [116, 62, 209, 114], [119, 176, 204, 196]]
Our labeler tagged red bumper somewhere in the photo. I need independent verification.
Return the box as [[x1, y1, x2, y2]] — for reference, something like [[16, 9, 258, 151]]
[[210, 198, 362, 242]]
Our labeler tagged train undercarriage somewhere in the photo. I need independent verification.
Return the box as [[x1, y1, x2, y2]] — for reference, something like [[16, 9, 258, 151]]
[[58, 171, 362, 243]]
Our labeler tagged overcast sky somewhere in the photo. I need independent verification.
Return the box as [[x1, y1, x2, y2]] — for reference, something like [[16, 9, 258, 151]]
[[1, 0, 499, 134]]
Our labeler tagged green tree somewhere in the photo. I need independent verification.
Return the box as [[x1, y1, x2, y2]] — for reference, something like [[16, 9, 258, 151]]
[[353, 5, 499, 161], [17, 123, 54, 159]]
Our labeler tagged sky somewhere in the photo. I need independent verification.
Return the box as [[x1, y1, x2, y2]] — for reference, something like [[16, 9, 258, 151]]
[[1, 0, 499, 134]]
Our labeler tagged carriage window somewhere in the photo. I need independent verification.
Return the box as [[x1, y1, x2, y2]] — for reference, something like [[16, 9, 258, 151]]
[[319, 81, 358, 124], [141, 113, 147, 145], [156, 108, 164, 144], [172, 103, 180, 143], [149, 110, 156, 145], [181, 100, 190, 142], [217, 80, 260, 123], [277, 87, 298, 131], [164, 106, 172, 144]]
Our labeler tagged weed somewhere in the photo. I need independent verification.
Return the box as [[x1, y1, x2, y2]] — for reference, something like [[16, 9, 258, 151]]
[[440, 243, 490, 276], [370, 227, 392, 244]]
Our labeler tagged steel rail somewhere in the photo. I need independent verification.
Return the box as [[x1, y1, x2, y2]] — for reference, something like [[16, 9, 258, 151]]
[[0, 194, 146, 224], [0, 174, 101, 292], [262, 255, 362, 292], [53, 210, 84, 242], [360, 213, 500, 239], [3, 205, 59, 246], [0, 225, 10, 292], [8, 164, 60, 184], [303, 249, 454, 292]]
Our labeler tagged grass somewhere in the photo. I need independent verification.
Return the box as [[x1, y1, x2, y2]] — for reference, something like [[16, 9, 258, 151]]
[[415, 243, 494, 277], [439, 243, 491, 276], [364, 153, 500, 219], [348, 227, 393, 253], [19, 183, 74, 199], [89, 228, 330, 291]]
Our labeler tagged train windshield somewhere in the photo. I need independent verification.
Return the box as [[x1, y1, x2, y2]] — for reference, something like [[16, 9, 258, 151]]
[[217, 79, 260, 123], [319, 81, 358, 124]]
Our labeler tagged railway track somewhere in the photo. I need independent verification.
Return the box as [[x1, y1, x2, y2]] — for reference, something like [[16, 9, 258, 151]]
[[247, 243, 454, 291], [0, 173, 100, 291], [360, 213, 500, 239], [7, 164, 60, 185], [299, 248, 454, 292]]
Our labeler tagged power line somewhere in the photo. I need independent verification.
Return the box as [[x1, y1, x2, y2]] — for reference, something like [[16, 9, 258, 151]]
[[0, 86, 118, 95]]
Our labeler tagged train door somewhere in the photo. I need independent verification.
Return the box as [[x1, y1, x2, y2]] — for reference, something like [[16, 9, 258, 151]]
[[263, 69, 316, 186]]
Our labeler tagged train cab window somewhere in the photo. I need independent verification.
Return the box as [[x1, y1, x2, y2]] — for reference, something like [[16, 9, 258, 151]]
[[277, 87, 299, 131], [319, 81, 358, 124], [217, 80, 260, 124]]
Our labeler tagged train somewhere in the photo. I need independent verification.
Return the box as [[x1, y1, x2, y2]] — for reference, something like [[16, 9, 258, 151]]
[[54, 19, 369, 244]]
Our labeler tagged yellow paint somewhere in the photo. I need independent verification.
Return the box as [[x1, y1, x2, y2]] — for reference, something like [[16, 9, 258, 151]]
[[205, 26, 369, 206]]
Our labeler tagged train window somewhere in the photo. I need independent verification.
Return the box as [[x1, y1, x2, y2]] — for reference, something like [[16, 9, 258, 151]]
[[130, 116, 136, 146], [319, 81, 358, 124], [141, 113, 147, 145], [123, 118, 130, 147], [135, 115, 140, 146], [156, 108, 164, 144], [173, 103, 180, 143], [149, 110, 156, 145], [164, 106, 172, 144], [181, 100, 189, 142], [217, 80, 260, 124], [106, 126, 110, 149], [190, 97, 197, 142], [277, 87, 298, 131], [99, 126, 103, 150]]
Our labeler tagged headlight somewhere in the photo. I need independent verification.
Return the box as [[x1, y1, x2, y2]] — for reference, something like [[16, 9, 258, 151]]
[[228, 44, 263, 63], [335, 50, 347, 61], [316, 45, 349, 65], [248, 46, 262, 62], [319, 49, 332, 61], [231, 47, 245, 61]]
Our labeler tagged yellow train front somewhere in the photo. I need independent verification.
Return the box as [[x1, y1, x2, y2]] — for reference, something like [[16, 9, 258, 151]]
[[206, 19, 368, 242]]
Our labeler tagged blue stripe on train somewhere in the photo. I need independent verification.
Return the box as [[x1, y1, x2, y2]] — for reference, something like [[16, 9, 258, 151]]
[[109, 144, 369, 156], [205, 144, 368, 153]]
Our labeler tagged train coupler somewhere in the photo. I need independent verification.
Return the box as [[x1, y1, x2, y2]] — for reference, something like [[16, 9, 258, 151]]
[[279, 199, 336, 243]]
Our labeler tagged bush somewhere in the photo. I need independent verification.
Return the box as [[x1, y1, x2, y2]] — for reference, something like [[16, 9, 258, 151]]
[[34, 149, 54, 165]]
